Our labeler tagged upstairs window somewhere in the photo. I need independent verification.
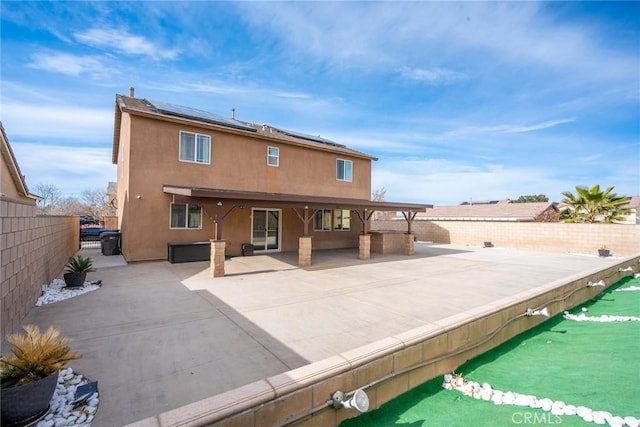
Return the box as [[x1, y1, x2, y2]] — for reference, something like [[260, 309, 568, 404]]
[[180, 131, 210, 164], [314, 209, 332, 231], [170, 203, 202, 229], [336, 159, 353, 182], [267, 146, 279, 166], [333, 210, 351, 231]]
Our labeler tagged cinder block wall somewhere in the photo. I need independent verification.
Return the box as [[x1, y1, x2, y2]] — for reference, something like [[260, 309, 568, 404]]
[[372, 220, 640, 256], [0, 196, 79, 339]]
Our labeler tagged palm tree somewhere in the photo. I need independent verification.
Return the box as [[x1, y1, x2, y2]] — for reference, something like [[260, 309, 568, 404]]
[[561, 185, 630, 223]]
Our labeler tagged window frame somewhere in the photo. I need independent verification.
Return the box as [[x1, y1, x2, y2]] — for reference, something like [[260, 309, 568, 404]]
[[179, 131, 211, 165], [336, 158, 353, 182], [170, 202, 203, 230], [333, 209, 351, 231], [267, 146, 279, 167], [314, 209, 332, 231]]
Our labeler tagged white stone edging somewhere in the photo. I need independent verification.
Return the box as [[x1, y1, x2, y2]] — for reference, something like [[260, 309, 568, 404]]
[[442, 373, 639, 427], [36, 279, 101, 306], [562, 312, 640, 322]]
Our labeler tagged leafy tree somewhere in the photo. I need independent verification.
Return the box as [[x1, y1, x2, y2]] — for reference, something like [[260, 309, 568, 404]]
[[514, 194, 548, 203], [560, 185, 630, 223]]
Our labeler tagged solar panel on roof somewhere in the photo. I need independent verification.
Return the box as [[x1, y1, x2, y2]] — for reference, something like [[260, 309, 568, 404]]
[[149, 100, 256, 132], [270, 126, 345, 148]]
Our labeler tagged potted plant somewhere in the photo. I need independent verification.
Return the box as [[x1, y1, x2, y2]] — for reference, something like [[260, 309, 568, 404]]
[[598, 245, 610, 257], [63, 255, 95, 288], [1, 325, 81, 425]]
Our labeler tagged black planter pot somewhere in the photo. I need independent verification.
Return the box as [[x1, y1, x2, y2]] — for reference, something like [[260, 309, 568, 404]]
[[63, 272, 86, 288], [1, 373, 58, 426], [598, 249, 610, 257]]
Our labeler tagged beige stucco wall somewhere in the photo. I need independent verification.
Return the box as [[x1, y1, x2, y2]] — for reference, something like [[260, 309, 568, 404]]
[[116, 113, 372, 261], [371, 220, 640, 256], [1, 158, 21, 199], [1, 154, 34, 203], [0, 196, 79, 339]]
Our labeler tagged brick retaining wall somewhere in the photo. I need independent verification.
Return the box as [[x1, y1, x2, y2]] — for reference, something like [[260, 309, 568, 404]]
[[372, 220, 640, 256], [0, 196, 79, 339]]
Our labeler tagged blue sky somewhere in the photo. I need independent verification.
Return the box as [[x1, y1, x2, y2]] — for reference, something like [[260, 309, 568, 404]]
[[1, 1, 638, 204]]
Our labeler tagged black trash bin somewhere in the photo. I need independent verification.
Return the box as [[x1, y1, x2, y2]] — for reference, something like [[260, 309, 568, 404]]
[[242, 243, 254, 256], [100, 231, 121, 256]]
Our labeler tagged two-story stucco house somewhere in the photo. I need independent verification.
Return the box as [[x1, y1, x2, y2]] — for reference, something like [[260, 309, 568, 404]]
[[112, 89, 429, 270]]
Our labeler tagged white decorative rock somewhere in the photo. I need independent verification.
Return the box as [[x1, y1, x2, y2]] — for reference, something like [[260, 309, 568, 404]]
[[577, 406, 590, 417], [550, 405, 563, 416], [582, 412, 594, 422], [609, 416, 625, 426], [440, 371, 639, 427], [88, 398, 99, 407]]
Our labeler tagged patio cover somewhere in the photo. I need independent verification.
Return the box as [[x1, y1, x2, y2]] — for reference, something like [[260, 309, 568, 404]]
[[163, 185, 432, 236]]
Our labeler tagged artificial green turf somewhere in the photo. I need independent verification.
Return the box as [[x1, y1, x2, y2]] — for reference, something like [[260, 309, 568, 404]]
[[342, 277, 640, 426]]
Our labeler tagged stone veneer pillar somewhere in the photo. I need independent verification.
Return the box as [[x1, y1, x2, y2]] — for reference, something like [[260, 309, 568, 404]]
[[404, 234, 415, 256], [298, 236, 312, 267], [359, 234, 371, 260], [210, 240, 226, 277]]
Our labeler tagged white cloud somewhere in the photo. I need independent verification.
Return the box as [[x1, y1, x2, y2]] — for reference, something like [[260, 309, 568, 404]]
[[1, 102, 112, 141], [399, 66, 467, 84], [236, 2, 637, 84], [371, 158, 567, 205], [74, 27, 179, 60], [498, 118, 577, 134], [28, 52, 110, 78], [446, 118, 576, 137], [10, 142, 115, 198]]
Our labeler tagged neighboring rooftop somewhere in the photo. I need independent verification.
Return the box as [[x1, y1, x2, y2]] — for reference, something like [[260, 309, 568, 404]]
[[418, 201, 560, 222]]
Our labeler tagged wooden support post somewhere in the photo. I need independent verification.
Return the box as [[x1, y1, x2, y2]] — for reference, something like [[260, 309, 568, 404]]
[[354, 209, 375, 235], [293, 206, 317, 236], [401, 211, 417, 235]]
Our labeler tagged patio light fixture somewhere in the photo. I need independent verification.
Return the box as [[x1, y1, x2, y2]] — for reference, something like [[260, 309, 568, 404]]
[[618, 266, 633, 272], [332, 389, 370, 413]]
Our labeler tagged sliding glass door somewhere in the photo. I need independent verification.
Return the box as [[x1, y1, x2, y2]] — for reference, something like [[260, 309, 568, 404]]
[[251, 209, 281, 252]]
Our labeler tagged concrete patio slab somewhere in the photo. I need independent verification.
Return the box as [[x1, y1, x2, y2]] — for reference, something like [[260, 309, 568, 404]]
[[4, 243, 631, 426]]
